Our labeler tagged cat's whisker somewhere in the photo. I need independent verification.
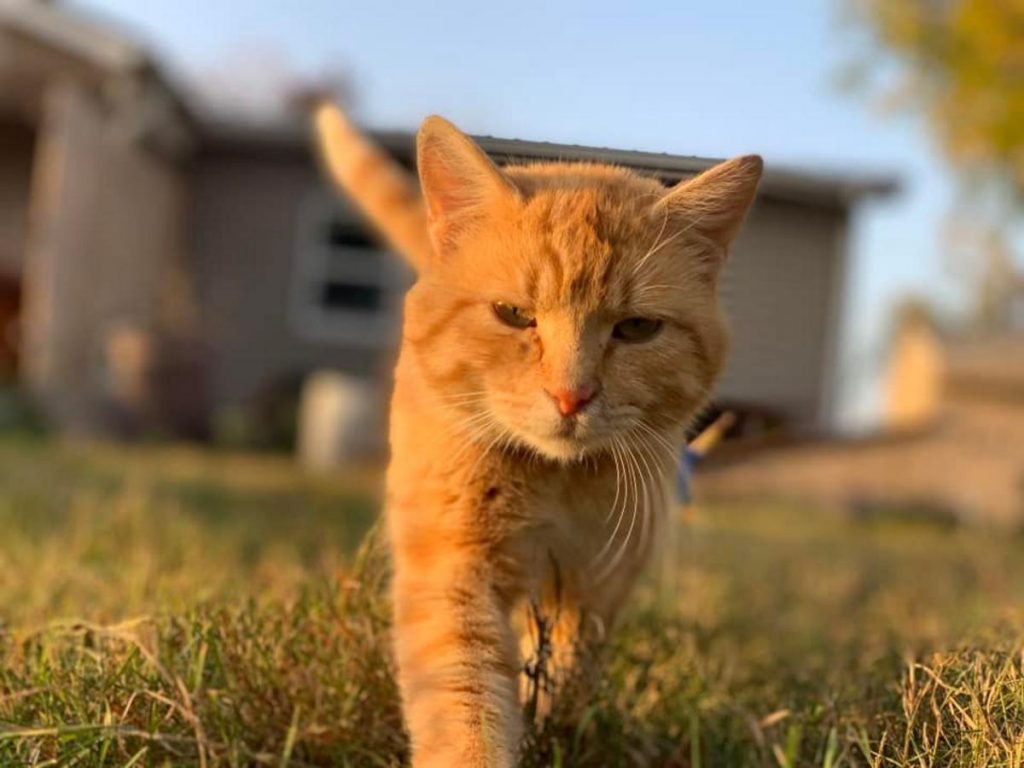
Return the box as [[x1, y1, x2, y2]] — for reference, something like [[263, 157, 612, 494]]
[[604, 439, 624, 524], [495, 424, 517, 453], [593, 437, 628, 566], [631, 230, 684, 282], [626, 440, 647, 564], [466, 420, 514, 481], [597, 420, 677, 583], [632, 212, 712, 282], [630, 207, 670, 280], [634, 420, 681, 462], [447, 411, 498, 444], [631, 434, 664, 563], [436, 393, 492, 408], [639, 438, 678, 468], [633, 284, 681, 292], [596, 439, 635, 577], [448, 435, 486, 469], [438, 388, 489, 399], [447, 413, 502, 467], [451, 407, 495, 427], [434, 397, 491, 417], [599, 443, 627, 560], [440, 395, 490, 405], [437, 407, 490, 428], [459, 420, 496, 451], [595, 436, 645, 582]]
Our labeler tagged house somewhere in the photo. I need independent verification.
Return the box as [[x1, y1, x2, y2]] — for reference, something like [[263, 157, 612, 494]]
[[0, 1, 897, 446]]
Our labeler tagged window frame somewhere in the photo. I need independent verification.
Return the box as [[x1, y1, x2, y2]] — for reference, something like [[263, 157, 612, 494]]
[[289, 192, 409, 346]]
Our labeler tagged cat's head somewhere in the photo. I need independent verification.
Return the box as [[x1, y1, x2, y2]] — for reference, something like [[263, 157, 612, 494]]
[[405, 116, 761, 462]]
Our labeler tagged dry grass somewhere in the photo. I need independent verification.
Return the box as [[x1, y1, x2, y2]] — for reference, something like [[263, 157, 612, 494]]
[[0, 435, 1022, 767]]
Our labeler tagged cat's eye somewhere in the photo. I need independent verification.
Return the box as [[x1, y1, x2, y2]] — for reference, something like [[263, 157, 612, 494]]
[[492, 302, 536, 329], [613, 317, 663, 343]]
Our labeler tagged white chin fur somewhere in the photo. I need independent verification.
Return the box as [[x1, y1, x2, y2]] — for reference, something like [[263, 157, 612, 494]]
[[521, 432, 603, 463], [484, 410, 607, 463]]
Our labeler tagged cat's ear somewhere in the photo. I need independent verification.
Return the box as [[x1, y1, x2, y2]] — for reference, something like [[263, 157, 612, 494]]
[[656, 155, 763, 248], [417, 115, 519, 252]]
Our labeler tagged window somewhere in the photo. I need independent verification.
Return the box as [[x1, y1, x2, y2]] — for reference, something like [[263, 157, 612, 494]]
[[321, 281, 382, 312], [290, 193, 409, 345]]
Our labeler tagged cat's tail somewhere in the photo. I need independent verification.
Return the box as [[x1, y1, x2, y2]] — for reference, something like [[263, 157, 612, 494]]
[[314, 103, 433, 270]]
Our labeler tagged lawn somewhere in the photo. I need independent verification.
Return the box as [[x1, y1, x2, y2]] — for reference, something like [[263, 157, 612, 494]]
[[1, 436, 1022, 767]]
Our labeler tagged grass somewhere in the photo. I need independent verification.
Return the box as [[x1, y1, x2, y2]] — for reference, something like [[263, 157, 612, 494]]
[[0, 435, 1022, 767]]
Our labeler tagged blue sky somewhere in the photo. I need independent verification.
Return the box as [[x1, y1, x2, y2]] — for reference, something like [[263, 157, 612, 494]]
[[73, 0, 967, 426]]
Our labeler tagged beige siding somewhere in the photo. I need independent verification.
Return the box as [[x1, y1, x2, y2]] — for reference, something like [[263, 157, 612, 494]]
[[190, 152, 391, 414], [717, 199, 845, 429], [20, 84, 105, 405], [20, 82, 187, 429]]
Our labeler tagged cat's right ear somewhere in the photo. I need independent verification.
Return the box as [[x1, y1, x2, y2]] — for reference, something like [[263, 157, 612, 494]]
[[417, 116, 519, 253]]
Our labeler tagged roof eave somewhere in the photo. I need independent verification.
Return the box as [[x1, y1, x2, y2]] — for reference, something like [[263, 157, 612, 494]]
[[196, 117, 899, 208], [0, 1, 146, 74], [0, 1, 198, 156]]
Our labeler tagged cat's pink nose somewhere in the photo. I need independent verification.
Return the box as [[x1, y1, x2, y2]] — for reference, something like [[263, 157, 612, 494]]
[[546, 385, 598, 417]]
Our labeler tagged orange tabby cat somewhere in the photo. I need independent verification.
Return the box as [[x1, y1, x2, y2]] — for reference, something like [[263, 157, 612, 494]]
[[315, 105, 761, 767]]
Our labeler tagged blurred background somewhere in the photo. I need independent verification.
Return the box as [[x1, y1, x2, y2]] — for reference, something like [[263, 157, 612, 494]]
[[1, 2, 1023, 764], [0, 0, 1020, 522]]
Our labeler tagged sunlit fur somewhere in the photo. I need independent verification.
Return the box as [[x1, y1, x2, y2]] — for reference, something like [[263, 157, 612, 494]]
[[316, 106, 762, 768]]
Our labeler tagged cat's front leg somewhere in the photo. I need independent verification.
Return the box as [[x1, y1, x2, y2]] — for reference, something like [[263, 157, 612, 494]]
[[391, 555, 523, 768]]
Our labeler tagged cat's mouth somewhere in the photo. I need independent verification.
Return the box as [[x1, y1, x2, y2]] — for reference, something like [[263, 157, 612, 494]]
[[553, 416, 580, 438], [513, 415, 615, 462], [468, 394, 619, 463]]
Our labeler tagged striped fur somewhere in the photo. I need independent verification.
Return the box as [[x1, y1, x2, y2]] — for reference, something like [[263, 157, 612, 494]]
[[315, 105, 761, 767]]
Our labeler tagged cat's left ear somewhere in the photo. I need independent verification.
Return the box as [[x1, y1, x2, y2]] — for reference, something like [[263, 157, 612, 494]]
[[656, 155, 763, 249]]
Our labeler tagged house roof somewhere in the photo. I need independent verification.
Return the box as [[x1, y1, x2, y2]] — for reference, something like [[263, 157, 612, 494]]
[[198, 116, 898, 210], [0, 0, 194, 152], [0, 0, 147, 73]]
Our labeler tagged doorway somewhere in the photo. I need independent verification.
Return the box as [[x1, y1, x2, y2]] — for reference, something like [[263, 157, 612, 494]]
[[0, 120, 36, 380]]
